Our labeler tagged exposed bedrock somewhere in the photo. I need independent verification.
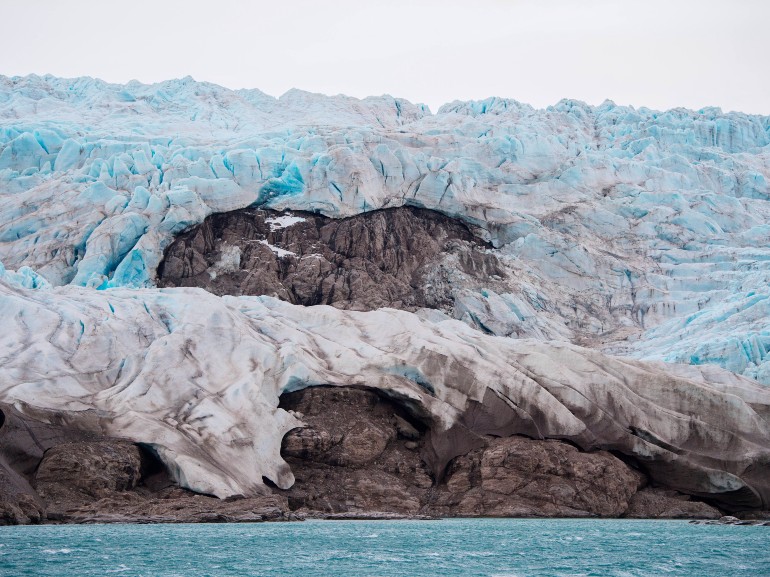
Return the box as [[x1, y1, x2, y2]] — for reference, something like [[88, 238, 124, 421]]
[[278, 387, 721, 519], [279, 387, 433, 515], [0, 388, 736, 523], [158, 206, 505, 315], [0, 402, 102, 524], [34, 440, 292, 524]]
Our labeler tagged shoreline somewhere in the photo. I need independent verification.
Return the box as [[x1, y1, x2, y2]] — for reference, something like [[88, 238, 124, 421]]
[[7, 516, 770, 528]]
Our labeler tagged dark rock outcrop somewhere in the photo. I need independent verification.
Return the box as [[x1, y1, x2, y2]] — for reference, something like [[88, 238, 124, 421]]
[[34, 441, 143, 517], [0, 403, 101, 525], [46, 487, 294, 524], [0, 389, 736, 523], [0, 459, 42, 525], [279, 387, 432, 516], [624, 487, 722, 519], [158, 207, 504, 312], [428, 437, 644, 518], [278, 386, 724, 519]]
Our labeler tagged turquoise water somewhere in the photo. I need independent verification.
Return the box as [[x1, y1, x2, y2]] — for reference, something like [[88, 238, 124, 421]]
[[0, 519, 768, 576]]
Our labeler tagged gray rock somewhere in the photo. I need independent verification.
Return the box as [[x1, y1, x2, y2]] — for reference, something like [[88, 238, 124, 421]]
[[0, 403, 105, 525], [278, 387, 430, 515], [34, 441, 143, 501], [335, 422, 394, 466], [277, 387, 675, 519], [281, 427, 334, 461], [394, 415, 421, 440]]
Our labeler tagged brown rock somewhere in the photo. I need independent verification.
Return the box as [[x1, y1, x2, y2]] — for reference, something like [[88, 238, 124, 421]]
[[278, 386, 655, 520], [429, 436, 642, 518], [394, 415, 421, 440], [55, 492, 294, 524], [334, 422, 394, 466], [624, 487, 722, 519], [281, 427, 334, 461], [279, 386, 431, 515], [0, 491, 43, 525], [158, 207, 503, 313], [0, 403, 107, 525], [35, 441, 143, 501]]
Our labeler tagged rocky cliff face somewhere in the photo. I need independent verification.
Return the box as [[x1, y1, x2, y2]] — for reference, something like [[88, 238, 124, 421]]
[[2, 279, 768, 513], [158, 207, 503, 315], [0, 390, 726, 524], [279, 387, 658, 518]]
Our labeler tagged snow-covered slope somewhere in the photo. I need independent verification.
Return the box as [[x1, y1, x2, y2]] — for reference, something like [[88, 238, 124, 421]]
[[1, 74, 768, 382]]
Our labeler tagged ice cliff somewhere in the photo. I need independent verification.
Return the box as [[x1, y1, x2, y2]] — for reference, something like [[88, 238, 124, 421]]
[[1, 75, 770, 507]]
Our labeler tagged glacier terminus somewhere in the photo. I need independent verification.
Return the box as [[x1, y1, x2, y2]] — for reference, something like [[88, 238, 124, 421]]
[[1, 74, 769, 521]]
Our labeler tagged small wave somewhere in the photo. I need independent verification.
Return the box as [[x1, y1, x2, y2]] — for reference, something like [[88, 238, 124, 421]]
[[106, 565, 131, 573], [42, 548, 72, 554], [363, 534, 379, 538]]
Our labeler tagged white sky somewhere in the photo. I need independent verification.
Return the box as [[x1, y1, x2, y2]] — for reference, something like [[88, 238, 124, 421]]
[[1, 0, 768, 114]]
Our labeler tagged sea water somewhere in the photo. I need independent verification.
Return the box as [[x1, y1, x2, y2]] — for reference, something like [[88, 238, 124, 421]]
[[0, 519, 768, 576]]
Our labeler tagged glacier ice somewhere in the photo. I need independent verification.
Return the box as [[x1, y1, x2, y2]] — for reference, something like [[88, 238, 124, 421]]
[[0, 276, 768, 505], [0, 77, 768, 371]]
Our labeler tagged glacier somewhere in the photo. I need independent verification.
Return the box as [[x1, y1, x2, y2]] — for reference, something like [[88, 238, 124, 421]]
[[1, 74, 768, 382], [1, 75, 770, 509], [1, 273, 769, 506]]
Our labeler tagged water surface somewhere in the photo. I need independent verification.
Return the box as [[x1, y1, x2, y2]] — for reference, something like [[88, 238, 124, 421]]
[[1, 519, 767, 576]]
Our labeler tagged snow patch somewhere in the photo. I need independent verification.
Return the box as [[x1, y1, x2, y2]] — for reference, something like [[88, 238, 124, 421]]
[[265, 214, 306, 231], [208, 244, 241, 280], [258, 240, 296, 258]]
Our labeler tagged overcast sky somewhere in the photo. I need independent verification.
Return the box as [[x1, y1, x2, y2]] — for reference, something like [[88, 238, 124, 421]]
[[1, 0, 768, 114]]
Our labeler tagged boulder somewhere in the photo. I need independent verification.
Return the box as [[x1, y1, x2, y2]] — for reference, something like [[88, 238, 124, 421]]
[[429, 437, 643, 517]]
